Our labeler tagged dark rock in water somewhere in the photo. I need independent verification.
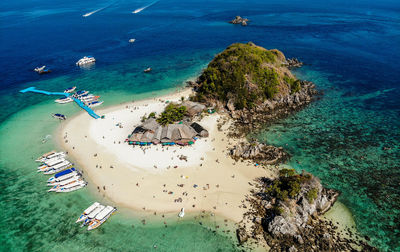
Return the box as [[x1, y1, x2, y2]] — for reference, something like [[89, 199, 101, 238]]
[[285, 58, 303, 68], [229, 16, 249, 26], [230, 141, 289, 165], [236, 227, 248, 244]]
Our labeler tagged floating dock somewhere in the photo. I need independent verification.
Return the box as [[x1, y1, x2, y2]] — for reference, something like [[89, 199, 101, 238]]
[[19, 87, 101, 119]]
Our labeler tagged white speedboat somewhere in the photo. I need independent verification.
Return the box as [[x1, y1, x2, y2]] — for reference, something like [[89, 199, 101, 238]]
[[38, 157, 65, 170], [34, 65, 51, 74], [36, 151, 65, 163], [87, 100, 103, 107], [87, 206, 117, 231], [129, 38, 136, 43], [55, 97, 73, 104], [144, 67, 152, 73], [82, 205, 105, 227], [56, 180, 87, 193], [43, 160, 72, 174], [36, 151, 56, 162], [178, 208, 185, 218], [48, 174, 82, 187], [76, 202, 101, 223], [64, 86, 76, 93], [76, 56, 96, 66], [48, 176, 83, 191]]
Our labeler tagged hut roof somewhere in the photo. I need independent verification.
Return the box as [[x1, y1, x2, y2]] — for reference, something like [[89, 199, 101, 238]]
[[190, 122, 205, 133], [141, 131, 154, 142], [182, 101, 206, 116], [142, 118, 160, 132]]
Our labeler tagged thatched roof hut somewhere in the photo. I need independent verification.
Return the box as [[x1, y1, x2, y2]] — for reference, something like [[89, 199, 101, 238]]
[[191, 122, 209, 137], [182, 101, 206, 117]]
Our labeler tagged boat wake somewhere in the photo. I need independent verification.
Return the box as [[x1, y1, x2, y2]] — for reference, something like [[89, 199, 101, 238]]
[[82, 4, 112, 18], [132, 0, 158, 14]]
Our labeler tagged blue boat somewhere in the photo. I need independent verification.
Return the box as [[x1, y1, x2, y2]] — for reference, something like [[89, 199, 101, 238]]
[[55, 168, 76, 178], [52, 113, 66, 120]]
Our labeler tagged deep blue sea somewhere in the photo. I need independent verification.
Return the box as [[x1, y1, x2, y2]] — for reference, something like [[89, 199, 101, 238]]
[[1, 0, 399, 251]]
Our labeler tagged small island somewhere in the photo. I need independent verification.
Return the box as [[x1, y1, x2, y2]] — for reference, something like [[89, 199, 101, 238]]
[[229, 16, 249, 26], [59, 42, 372, 251]]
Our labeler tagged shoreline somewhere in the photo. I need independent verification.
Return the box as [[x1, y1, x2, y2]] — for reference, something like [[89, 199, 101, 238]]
[[56, 87, 273, 223], [55, 86, 361, 247]]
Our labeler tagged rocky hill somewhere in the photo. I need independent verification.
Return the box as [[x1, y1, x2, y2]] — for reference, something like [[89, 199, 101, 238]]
[[190, 42, 317, 134]]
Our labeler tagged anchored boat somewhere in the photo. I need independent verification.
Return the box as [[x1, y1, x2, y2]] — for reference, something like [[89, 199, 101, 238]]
[[34, 65, 51, 74], [82, 205, 106, 226], [87, 206, 117, 231], [76, 56, 96, 66], [43, 160, 72, 174], [87, 100, 103, 107], [52, 113, 66, 120], [56, 180, 87, 193], [64, 86, 76, 93], [55, 97, 73, 104], [144, 67, 152, 73], [47, 168, 78, 183], [48, 176, 83, 192], [76, 202, 101, 223], [36, 151, 65, 163]]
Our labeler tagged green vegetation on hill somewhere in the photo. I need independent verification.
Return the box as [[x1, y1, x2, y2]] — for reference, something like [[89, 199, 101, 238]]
[[156, 104, 187, 126], [265, 168, 312, 201], [193, 42, 300, 109]]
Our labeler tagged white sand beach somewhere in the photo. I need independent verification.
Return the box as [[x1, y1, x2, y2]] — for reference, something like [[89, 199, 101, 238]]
[[57, 88, 274, 222]]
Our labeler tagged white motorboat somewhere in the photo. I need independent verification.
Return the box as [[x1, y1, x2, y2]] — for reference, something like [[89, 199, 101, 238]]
[[55, 97, 73, 104], [178, 208, 185, 218], [48, 176, 83, 192], [76, 56, 96, 66], [55, 180, 87, 193], [34, 65, 51, 74], [82, 205, 105, 226], [64, 86, 77, 93], [87, 100, 103, 107], [76, 202, 101, 223], [36, 151, 65, 163], [43, 160, 72, 174], [129, 38, 136, 43], [74, 90, 89, 96], [47, 174, 82, 187], [38, 157, 65, 170], [36, 150, 56, 162], [87, 206, 117, 231]]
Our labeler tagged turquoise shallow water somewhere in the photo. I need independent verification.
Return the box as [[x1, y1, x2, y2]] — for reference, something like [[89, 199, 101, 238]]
[[257, 68, 400, 249]]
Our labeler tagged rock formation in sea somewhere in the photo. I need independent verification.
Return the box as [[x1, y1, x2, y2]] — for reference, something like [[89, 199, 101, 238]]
[[229, 16, 249, 26]]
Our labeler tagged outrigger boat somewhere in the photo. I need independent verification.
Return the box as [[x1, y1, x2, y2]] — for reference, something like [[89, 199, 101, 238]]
[[36, 151, 65, 163], [64, 86, 77, 93], [79, 94, 99, 102], [48, 176, 84, 192], [55, 97, 73, 104], [36, 151, 56, 162], [76, 202, 101, 223], [87, 206, 117, 231], [38, 157, 65, 170], [55, 180, 87, 193], [43, 160, 72, 174], [47, 168, 78, 183], [52, 113, 66, 120], [82, 205, 105, 227], [47, 173, 82, 186]]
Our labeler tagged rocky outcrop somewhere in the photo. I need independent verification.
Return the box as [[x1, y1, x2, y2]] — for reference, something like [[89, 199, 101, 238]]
[[285, 58, 303, 68], [230, 141, 289, 165], [227, 80, 318, 137], [229, 16, 249, 26], [235, 170, 375, 251]]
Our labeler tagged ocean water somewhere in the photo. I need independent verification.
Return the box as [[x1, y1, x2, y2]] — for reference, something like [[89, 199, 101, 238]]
[[1, 0, 399, 251]]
